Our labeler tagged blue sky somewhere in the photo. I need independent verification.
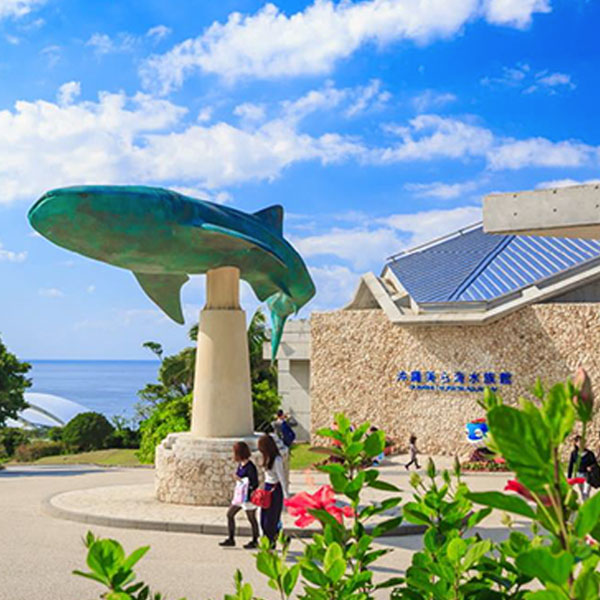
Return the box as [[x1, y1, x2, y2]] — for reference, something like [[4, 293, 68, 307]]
[[0, 0, 598, 359]]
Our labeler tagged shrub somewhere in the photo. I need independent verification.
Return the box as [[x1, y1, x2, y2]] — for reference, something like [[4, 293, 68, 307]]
[[62, 412, 114, 452], [0, 427, 30, 457], [14, 440, 64, 462], [47, 426, 63, 442], [107, 427, 140, 449], [137, 394, 192, 463]]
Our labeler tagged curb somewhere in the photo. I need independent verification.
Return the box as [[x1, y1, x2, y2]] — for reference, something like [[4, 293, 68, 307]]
[[42, 494, 426, 539]]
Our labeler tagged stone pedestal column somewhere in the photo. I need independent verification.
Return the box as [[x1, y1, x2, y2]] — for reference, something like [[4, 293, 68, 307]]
[[191, 267, 253, 437], [155, 267, 257, 506]]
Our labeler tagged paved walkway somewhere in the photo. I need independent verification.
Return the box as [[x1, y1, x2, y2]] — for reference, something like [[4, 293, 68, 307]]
[[0, 457, 521, 600]]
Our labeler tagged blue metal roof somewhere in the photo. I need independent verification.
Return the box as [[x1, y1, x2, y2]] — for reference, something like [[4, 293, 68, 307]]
[[386, 226, 600, 304]]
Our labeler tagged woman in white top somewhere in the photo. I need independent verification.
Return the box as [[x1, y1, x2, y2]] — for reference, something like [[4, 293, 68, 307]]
[[257, 434, 289, 545]]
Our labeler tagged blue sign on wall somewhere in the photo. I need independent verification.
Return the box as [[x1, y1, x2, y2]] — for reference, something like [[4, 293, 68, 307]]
[[396, 369, 513, 393]]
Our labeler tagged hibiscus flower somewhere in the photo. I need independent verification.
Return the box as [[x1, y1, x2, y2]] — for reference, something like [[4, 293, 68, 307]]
[[284, 484, 354, 528], [504, 479, 552, 506]]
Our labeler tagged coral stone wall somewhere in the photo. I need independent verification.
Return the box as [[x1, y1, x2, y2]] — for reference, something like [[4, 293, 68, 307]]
[[310, 305, 600, 457]]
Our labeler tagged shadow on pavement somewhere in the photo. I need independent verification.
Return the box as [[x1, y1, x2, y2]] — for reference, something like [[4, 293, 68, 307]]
[[0, 466, 110, 478]]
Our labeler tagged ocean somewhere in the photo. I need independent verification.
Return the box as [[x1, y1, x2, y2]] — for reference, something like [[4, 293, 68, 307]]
[[27, 360, 161, 421]]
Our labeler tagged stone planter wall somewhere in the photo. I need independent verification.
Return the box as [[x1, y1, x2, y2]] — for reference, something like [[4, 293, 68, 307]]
[[310, 305, 600, 457], [155, 433, 289, 506]]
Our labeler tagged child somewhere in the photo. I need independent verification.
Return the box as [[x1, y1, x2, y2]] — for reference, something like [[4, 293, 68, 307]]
[[405, 434, 420, 470]]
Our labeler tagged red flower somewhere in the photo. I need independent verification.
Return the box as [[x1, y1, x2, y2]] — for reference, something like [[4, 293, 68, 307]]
[[568, 477, 586, 485], [504, 479, 552, 506], [493, 457, 506, 464], [284, 485, 354, 528]]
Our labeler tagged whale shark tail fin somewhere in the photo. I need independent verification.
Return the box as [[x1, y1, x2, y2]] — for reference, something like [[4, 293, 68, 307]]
[[133, 272, 189, 324], [266, 291, 297, 362], [254, 205, 283, 236]]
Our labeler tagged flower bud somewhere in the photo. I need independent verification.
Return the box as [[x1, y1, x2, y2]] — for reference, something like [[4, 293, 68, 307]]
[[573, 367, 594, 422]]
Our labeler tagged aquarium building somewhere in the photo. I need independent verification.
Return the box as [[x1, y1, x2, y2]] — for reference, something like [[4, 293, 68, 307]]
[[270, 223, 600, 453]]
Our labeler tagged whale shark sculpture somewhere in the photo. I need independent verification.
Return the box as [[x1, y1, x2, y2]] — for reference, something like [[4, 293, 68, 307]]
[[28, 185, 315, 358]]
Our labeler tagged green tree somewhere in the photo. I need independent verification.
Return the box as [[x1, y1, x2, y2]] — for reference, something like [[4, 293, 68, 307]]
[[0, 334, 31, 427], [136, 309, 280, 428], [62, 412, 114, 451]]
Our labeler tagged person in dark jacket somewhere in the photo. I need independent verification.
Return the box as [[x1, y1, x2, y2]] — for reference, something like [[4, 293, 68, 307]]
[[219, 441, 260, 548], [568, 435, 597, 500]]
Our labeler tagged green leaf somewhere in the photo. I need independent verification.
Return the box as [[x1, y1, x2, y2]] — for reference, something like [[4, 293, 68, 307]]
[[466, 491, 536, 519], [447, 538, 467, 562], [364, 431, 385, 457], [309, 446, 345, 458], [323, 542, 343, 571], [516, 548, 574, 586], [371, 516, 403, 537], [72, 570, 110, 586], [256, 552, 277, 579], [402, 503, 432, 526], [122, 546, 150, 571], [524, 592, 565, 600], [488, 405, 553, 493], [575, 492, 600, 537], [87, 539, 125, 581], [462, 540, 491, 569], [367, 479, 401, 492], [282, 565, 300, 597], [543, 383, 575, 445], [574, 569, 600, 600], [345, 472, 366, 498], [326, 558, 346, 583]]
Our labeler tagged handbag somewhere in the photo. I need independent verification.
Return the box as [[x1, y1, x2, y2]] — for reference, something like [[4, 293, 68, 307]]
[[232, 477, 250, 506], [588, 464, 600, 489], [250, 487, 273, 509]]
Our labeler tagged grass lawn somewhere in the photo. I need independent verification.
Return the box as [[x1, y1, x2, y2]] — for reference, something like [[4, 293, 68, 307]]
[[30, 448, 142, 467], [290, 443, 323, 470]]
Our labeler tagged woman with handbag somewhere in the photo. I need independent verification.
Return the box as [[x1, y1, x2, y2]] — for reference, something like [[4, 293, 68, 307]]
[[219, 441, 260, 549], [254, 434, 289, 546]]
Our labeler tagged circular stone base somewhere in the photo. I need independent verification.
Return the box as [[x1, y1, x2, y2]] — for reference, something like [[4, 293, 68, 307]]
[[155, 432, 265, 506]]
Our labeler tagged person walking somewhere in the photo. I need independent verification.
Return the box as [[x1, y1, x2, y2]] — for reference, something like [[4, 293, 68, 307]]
[[257, 433, 289, 546], [405, 434, 420, 470], [568, 435, 597, 500], [271, 409, 297, 448], [219, 441, 260, 549]]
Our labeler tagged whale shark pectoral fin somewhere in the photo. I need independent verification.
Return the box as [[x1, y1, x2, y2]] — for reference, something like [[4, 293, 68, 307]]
[[253, 205, 283, 236], [199, 223, 286, 267], [133, 272, 189, 324]]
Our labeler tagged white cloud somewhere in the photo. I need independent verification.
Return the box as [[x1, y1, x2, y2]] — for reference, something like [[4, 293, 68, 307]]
[[141, 0, 551, 92], [309, 264, 360, 309], [40, 44, 60, 67], [380, 206, 482, 248], [0, 241, 26, 262], [38, 287, 64, 298], [0, 86, 367, 204], [488, 138, 594, 170], [412, 90, 457, 113], [373, 114, 598, 171], [376, 115, 494, 163], [147, 25, 172, 42], [294, 227, 403, 270], [345, 79, 391, 117], [404, 180, 478, 199], [0, 0, 45, 20], [234, 102, 266, 123], [197, 106, 213, 122], [86, 32, 136, 56], [57, 81, 81, 106], [293, 206, 482, 270], [482, 63, 575, 94], [87, 284, 96, 293], [483, 0, 550, 28], [536, 178, 600, 190]]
